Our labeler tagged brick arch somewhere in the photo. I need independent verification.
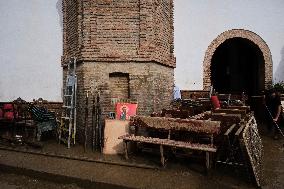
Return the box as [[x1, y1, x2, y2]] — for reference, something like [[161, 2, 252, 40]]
[[203, 29, 273, 90]]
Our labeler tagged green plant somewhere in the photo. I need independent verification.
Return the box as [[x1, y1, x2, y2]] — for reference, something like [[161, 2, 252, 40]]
[[273, 81, 284, 92]]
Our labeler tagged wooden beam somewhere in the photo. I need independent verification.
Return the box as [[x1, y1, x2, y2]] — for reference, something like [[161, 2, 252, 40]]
[[206, 152, 210, 171], [132, 116, 221, 134], [224, 124, 237, 136], [235, 124, 246, 136], [160, 145, 165, 167], [124, 141, 129, 160]]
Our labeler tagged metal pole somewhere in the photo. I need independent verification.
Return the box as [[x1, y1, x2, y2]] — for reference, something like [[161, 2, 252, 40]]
[[264, 104, 284, 137]]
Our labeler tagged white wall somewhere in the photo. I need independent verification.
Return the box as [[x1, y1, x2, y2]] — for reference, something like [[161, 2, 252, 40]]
[[0, 0, 62, 102], [0, 0, 284, 101], [174, 0, 284, 90]]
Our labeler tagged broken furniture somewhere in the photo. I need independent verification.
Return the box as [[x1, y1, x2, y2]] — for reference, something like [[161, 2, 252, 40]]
[[29, 103, 57, 141], [0, 100, 34, 137], [13, 99, 35, 139], [169, 98, 212, 118], [119, 116, 221, 171], [0, 103, 16, 127], [0, 99, 39, 148], [180, 90, 211, 100], [192, 107, 263, 187]]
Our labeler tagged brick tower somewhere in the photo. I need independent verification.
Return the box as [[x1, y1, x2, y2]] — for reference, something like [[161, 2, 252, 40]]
[[62, 0, 175, 142]]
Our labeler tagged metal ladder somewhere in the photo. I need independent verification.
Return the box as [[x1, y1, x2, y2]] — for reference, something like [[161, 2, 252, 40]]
[[59, 57, 77, 148]]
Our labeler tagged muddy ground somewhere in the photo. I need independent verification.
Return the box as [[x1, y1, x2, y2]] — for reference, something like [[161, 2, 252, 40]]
[[0, 125, 283, 189], [0, 172, 82, 189]]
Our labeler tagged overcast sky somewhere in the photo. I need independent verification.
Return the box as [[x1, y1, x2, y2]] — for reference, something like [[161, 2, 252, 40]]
[[174, 0, 284, 89], [0, 0, 62, 101], [0, 0, 284, 101]]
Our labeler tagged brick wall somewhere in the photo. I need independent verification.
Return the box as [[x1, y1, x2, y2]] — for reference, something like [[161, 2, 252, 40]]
[[62, 0, 175, 145], [203, 29, 273, 90], [109, 73, 130, 99], [62, 0, 80, 62], [62, 0, 175, 67], [74, 62, 174, 144]]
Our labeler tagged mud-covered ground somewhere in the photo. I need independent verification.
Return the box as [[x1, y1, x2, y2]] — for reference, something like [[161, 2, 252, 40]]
[[0, 172, 82, 189], [0, 124, 283, 189]]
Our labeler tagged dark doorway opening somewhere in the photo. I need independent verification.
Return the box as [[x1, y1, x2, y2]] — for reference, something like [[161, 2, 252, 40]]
[[211, 37, 265, 95]]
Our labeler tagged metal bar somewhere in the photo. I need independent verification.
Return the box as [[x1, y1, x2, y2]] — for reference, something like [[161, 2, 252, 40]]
[[265, 104, 284, 137]]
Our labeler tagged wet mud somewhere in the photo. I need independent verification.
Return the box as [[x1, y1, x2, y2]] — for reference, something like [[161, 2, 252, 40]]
[[0, 124, 283, 189]]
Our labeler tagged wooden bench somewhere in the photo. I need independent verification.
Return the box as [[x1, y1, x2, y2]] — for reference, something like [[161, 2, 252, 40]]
[[119, 116, 221, 171], [119, 135, 217, 169]]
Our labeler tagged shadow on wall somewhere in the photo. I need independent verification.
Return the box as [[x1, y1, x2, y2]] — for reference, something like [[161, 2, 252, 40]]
[[56, 0, 63, 29], [275, 46, 284, 82]]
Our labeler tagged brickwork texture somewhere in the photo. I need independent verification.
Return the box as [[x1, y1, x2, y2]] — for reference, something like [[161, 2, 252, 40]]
[[62, 0, 175, 145], [203, 29, 273, 90]]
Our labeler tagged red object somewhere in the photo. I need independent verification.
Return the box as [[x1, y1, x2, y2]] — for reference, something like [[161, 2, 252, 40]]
[[116, 103, 138, 120], [4, 112, 14, 120], [3, 104, 13, 110], [0, 108, 3, 118], [211, 96, 221, 110]]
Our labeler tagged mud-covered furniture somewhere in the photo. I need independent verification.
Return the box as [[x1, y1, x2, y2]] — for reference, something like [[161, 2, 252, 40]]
[[29, 104, 57, 141], [119, 116, 221, 171]]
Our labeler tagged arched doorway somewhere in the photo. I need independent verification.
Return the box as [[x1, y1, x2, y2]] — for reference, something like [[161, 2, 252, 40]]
[[211, 38, 264, 95], [203, 29, 273, 95]]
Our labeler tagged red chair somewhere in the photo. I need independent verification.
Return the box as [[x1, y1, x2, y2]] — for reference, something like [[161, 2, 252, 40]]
[[3, 104, 13, 111], [2, 103, 16, 121], [0, 108, 3, 118], [4, 112, 14, 120], [211, 95, 221, 110]]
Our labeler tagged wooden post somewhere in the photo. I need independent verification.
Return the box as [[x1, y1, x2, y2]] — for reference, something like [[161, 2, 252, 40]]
[[210, 134, 213, 146], [168, 130, 171, 139], [160, 145, 165, 167], [124, 141, 129, 159], [206, 152, 211, 172], [84, 91, 89, 152], [92, 95, 95, 152]]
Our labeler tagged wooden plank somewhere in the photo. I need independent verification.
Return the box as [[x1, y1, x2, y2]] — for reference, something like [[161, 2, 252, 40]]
[[132, 116, 221, 135], [224, 124, 237, 136], [119, 135, 217, 152], [235, 123, 246, 136], [213, 109, 247, 118], [124, 141, 129, 159], [224, 106, 250, 112], [206, 152, 210, 171], [167, 130, 171, 139], [160, 145, 165, 167]]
